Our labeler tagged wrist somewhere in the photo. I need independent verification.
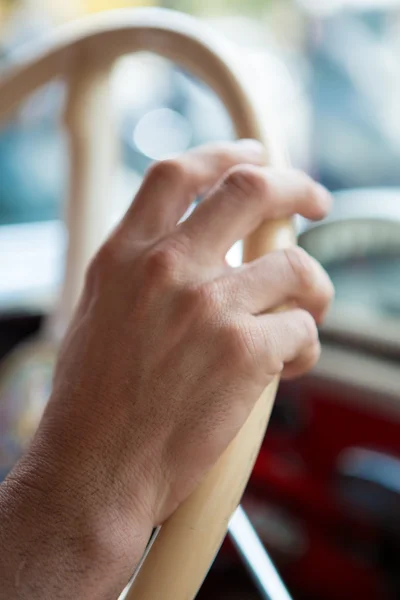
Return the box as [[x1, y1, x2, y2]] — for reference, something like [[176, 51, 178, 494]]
[[0, 441, 153, 599]]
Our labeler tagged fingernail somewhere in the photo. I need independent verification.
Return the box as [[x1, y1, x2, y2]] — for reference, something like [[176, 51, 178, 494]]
[[236, 138, 265, 159]]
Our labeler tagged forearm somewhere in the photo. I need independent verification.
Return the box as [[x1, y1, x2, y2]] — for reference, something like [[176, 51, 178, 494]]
[[0, 448, 151, 600]]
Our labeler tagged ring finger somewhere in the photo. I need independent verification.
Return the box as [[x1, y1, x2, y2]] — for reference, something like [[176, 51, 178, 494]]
[[223, 246, 334, 323]]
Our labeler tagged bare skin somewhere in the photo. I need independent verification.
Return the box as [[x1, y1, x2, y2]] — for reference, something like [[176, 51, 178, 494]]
[[0, 140, 334, 599]]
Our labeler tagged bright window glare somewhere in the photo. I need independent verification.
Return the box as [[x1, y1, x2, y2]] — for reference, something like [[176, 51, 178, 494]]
[[226, 241, 242, 267]]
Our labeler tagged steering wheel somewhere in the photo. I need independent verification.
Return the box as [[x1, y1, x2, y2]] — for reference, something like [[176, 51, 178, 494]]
[[0, 8, 295, 599]]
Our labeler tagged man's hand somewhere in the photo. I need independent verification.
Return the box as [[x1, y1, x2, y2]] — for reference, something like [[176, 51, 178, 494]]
[[0, 140, 333, 599]]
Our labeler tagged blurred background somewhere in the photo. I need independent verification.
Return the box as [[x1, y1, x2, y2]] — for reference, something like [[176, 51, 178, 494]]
[[1, 1, 400, 599]]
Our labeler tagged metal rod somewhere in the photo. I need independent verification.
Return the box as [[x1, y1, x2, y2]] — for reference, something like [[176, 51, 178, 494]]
[[119, 527, 161, 599], [122, 505, 293, 600], [228, 505, 294, 600]]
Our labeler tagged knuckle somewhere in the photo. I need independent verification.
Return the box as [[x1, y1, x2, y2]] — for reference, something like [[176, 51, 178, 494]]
[[285, 340, 321, 380], [85, 240, 119, 286], [146, 158, 185, 187], [222, 321, 260, 372], [212, 144, 240, 170], [144, 239, 185, 284], [284, 247, 316, 291], [284, 247, 335, 316], [298, 309, 319, 344], [262, 332, 285, 375], [190, 282, 222, 315], [222, 322, 245, 358], [224, 165, 268, 200]]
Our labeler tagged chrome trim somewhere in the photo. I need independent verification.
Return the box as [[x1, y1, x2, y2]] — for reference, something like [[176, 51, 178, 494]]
[[228, 505, 293, 600], [119, 527, 161, 600], [121, 508, 293, 600], [338, 448, 400, 496]]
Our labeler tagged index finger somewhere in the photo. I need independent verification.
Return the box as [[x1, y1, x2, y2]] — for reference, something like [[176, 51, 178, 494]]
[[120, 140, 265, 239], [180, 166, 332, 260]]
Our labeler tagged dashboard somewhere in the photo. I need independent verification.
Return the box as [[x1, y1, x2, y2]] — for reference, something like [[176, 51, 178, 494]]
[[299, 188, 400, 354]]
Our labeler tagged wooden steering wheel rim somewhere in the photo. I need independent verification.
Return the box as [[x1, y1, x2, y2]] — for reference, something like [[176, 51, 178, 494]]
[[0, 8, 295, 599]]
